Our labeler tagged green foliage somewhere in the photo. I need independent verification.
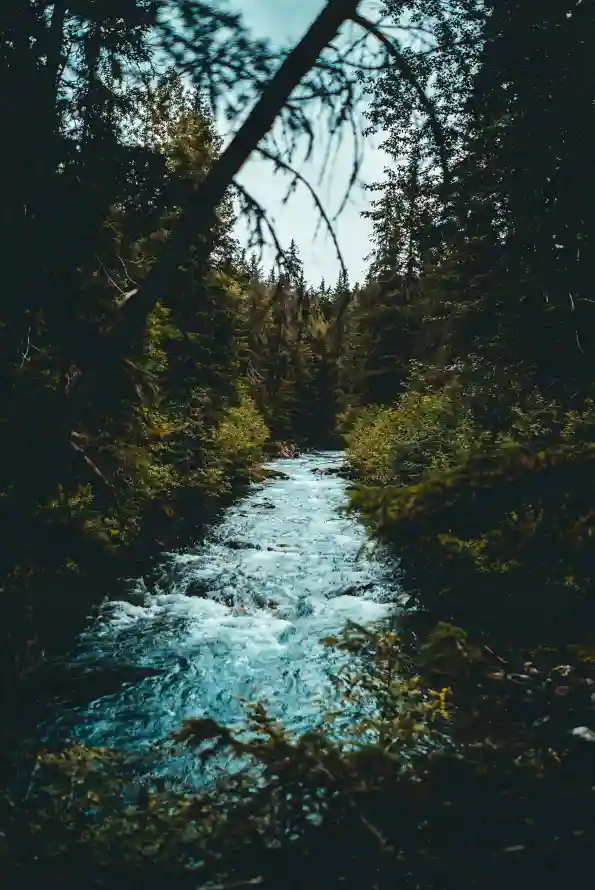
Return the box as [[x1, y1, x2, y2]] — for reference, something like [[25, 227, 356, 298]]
[[212, 388, 270, 484], [344, 377, 482, 486], [334, 7, 595, 879], [238, 251, 341, 447], [4, 3, 595, 889], [345, 379, 595, 638], [0, 30, 275, 699], [4, 620, 594, 890], [341, 405, 399, 483]]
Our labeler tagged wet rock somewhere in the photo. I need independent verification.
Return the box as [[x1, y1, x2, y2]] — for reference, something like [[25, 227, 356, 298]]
[[253, 593, 279, 611], [47, 664, 164, 707], [271, 442, 301, 459], [185, 581, 208, 597], [296, 597, 314, 618], [226, 539, 258, 550], [333, 582, 374, 597], [254, 467, 290, 481], [261, 501, 275, 509], [571, 725, 595, 743]]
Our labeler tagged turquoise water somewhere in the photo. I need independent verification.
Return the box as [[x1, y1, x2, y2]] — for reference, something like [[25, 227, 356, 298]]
[[36, 452, 404, 785]]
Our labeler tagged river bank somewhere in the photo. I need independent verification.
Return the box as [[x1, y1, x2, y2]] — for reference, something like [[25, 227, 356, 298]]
[[0, 459, 295, 744]]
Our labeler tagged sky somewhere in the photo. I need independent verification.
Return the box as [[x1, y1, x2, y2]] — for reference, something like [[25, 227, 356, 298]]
[[225, 0, 391, 287]]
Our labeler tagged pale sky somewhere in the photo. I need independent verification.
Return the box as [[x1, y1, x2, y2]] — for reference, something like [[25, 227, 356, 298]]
[[227, 0, 391, 288]]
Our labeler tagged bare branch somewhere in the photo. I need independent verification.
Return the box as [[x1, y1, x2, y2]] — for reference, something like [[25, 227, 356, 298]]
[[234, 182, 287, 273], [117, 254, 139, 287], [350, 11, 449, 187], [18, 327, 42, 369], [95, 253, 127, 296], [70, 437, 114, 491], [255, 146, 347, 280]]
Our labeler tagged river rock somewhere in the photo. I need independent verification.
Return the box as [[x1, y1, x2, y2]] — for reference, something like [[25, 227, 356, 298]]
[[260, 468, 290, 481], [273, 442, 301, 458], [296, 597, 314, 618], [253, 593, 280, 611], [335, 582, 374, 597], [185, 580, 208, 597], [250, 467, 290, 483], [46, 664, 164, 707]]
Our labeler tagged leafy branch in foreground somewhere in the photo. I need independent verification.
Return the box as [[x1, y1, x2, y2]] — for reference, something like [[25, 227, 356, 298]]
[[5, 620, 595, 890]]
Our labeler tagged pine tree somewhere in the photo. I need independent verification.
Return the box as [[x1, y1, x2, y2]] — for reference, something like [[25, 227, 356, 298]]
[[443, 0, 595, 404]]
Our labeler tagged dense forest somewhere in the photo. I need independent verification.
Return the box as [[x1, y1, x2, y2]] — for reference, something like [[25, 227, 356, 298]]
[[2, 1, 595, 888]]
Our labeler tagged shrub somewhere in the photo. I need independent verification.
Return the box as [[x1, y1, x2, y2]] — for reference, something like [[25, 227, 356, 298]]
[[344, 378, 483, 486], [344, 370, 595, 642], [212, 386, 270, 481], [343, 405, 400, 484]]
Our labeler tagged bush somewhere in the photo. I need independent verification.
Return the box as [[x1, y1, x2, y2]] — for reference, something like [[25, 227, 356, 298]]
[[344, 370, 595, 642], [343, 378, 483, 486], [212, 386, 270, 482], [342, 405, 400, 484]]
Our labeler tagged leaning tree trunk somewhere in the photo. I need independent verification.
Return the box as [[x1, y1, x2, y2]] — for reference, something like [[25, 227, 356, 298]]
[[65, 0, 361, 419]]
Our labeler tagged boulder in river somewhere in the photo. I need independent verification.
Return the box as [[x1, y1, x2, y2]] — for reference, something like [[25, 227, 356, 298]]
[[333, 581, 375, 597], [271, 441, 301, 458], [251, 467, 290, 482], [185, 580, 208, 597], [296, 596, 314, 618], [226, 539, 259, 550], [253, 593, 280, 611]]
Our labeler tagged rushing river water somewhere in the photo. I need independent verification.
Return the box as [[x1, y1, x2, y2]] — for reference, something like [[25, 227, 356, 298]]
[[34, 451, 403, 786]]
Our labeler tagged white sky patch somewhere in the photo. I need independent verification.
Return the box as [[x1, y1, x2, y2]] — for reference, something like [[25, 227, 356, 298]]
[[226, 0, 393, 286]]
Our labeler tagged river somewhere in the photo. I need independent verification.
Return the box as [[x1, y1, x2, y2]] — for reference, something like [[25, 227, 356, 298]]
[[32, 451, 403, 787]]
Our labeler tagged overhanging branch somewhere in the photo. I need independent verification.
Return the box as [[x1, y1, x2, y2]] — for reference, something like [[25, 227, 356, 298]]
[[350, 11, 450, 188]]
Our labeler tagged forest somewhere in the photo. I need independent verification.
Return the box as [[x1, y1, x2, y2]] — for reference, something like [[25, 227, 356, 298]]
[[2, 1, 595, 888]]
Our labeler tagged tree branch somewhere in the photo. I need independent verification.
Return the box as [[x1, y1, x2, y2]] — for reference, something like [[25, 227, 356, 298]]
[[256, 146, 347, 280], [60, 0, 360, 425], [350, 12, 450, 187]]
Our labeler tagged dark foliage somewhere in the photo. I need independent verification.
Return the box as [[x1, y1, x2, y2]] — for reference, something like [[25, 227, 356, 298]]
[[3, 2, 595, 889]]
